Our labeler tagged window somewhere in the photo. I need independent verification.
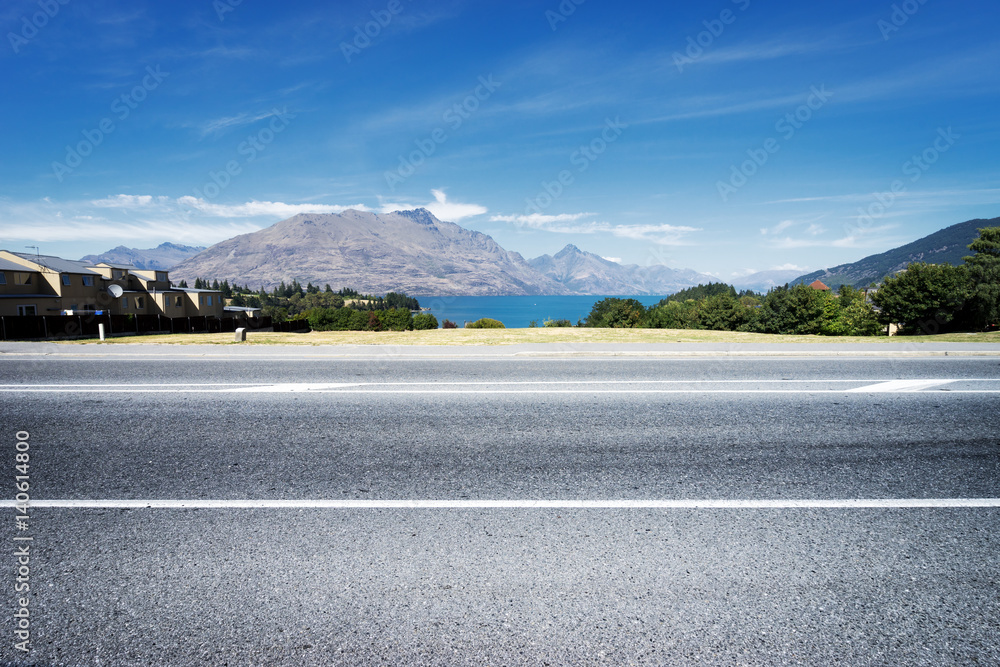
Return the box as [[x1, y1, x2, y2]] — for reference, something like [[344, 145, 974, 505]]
[[62, 275, 71, 286], [82, 275, 94, 286], [121, 298, 129, 310], [0, 273, 6, 285], [200, 296, 205, 306], [113, 270, 125, 279], [155, 272, 168, 281], [17, 305, 36, 316], [14, 273, 32, 285], [207, 296, 213, 306], [175, 296, 182, 307], [135, 297, 144, 309]]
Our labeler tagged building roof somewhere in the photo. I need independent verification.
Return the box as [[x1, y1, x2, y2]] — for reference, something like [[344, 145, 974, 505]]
[[809, 279, 831, 291], [93, 261, 139, 270], [224, 305, 262, 313], [0, 257, 33, 271], [11, 252, 103, 276]]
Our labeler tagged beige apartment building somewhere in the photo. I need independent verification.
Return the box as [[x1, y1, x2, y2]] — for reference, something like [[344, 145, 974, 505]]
[[0, 251, 223, 318]]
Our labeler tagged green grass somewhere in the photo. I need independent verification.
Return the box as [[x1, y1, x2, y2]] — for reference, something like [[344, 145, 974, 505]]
[[54, 328, 1000, 346]]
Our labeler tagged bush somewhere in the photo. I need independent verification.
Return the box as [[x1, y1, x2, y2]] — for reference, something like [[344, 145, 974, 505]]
[[465, 318, 505, 329], [442, 319, 458, 329], [413, 313, 439, 330], [584, 298, 646, 328], [543, 319, 573, 327]]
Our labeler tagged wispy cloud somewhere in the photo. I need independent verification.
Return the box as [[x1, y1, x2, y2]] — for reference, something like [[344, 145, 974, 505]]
[[492, 210, 700, 246], [196, 110, 287, 137], [178, 198, 370, 217], [760, 220, 796, 235], [379, 189, 487, 222], [490, 212, 595, 226]]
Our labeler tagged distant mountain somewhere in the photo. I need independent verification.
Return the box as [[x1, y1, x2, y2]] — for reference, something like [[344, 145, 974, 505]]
[[81, 242, 205, 270], [528, 244, 715, 295], [792, 217, 1000, 289], [731, 269, 805, 293], [170, 209, 570, 295]]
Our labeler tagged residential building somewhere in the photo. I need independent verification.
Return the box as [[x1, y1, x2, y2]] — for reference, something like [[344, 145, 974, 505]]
[[0, 250, 224, 318]]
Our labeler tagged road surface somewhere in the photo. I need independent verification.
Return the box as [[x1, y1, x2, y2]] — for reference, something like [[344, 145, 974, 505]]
[[1, 346, 998, 665]]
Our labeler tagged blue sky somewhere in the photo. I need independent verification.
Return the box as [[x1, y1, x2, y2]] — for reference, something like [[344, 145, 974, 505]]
[[1, 0, 998, 280]]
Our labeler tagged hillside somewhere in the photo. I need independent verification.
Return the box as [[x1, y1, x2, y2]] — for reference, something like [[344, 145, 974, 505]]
[[81, 242, 205, 270], [170, 209, 570, 296], [528, 244, 714, 295], [792, 217, 999, 288]]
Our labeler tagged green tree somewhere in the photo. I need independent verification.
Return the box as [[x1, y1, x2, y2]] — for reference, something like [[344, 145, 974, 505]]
[[870, 263, 971, 334], [584, 298, 646, 328], [753, 285, 834, 335], [647, 300, 701, 329], [379, 308, 414, 331], [963, 227, 1000, 330], [413, 313, 439, 330], [697, 293, 752, 331]]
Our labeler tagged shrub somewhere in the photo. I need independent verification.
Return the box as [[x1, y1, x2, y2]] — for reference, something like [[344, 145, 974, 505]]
[[413, 313, 439, 330], [442, 319, 458, 329], [543, 319, 573, 327], [465, 318, 505, 329], [584, 298, 646, 328]]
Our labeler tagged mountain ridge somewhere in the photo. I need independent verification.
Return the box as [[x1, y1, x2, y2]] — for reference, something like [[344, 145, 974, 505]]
[[80, 242, 205, 270], [791, 217, 1000, 288]]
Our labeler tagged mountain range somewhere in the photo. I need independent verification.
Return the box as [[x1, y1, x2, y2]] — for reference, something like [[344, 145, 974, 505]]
[[791, 217, 999, 288], [527, 244, 714, 295], [88, 212, 998, 296], [81, 242, 205, 271], [168, 209, 715, 295]]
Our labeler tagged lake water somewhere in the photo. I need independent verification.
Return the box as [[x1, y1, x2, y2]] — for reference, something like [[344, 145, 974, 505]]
[[415, 295, 668, 329]]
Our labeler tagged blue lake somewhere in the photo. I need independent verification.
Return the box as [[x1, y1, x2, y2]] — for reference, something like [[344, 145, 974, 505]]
[[415, 295, 668, 329]]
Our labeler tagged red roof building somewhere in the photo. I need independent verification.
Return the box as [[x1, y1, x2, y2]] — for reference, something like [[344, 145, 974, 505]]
[[809, 280, 831, 291]]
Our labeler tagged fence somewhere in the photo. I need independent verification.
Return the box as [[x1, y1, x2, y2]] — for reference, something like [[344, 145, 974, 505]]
[[0, 314, 310, 341]]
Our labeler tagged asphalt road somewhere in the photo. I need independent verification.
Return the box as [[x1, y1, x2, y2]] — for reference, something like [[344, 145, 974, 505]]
[[1, 349, 999, 665]]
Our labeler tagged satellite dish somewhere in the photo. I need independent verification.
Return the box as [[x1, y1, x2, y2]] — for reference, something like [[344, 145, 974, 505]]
[[107, 284, 124, 298]]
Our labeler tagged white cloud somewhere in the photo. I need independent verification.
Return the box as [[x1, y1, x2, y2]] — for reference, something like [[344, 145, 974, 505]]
[[90, 195, 170, 208], [492, 210, 700, 246], [607, 223, 700, 245], [730, 268, 759, 278], [177, 197, 370, 218], [197, 110, 287, 137], [380, 189, 487, 222], [490, 212, 594, 227], [760, 219, 795, 235], [770, 263, 808, 271]]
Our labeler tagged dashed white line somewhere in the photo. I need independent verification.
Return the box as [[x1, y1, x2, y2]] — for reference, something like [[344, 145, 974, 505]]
[[847, 379, 958, 392]]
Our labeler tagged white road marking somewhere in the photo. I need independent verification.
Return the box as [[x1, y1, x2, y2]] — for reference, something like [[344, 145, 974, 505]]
[[847, 379, 957, 392], [8, 498, 1000, 509], [1, 379, 995, 394]]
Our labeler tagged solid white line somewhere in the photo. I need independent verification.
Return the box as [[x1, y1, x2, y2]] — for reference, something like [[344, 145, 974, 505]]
[[5, 388, 999, 395], [9, 498, 1000, 509]]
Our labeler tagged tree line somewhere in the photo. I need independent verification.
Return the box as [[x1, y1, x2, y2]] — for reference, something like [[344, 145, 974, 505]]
[[181, 277, 423, 323], [583, 227, 1000, 336]]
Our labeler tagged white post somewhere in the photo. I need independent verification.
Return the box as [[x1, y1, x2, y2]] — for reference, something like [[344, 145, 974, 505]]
[[98, 323, 105, 341], [235, 327, 246, 342]]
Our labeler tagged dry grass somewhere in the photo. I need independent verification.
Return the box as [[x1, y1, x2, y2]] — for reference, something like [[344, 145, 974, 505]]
[[57, 327, 1000, 346]]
